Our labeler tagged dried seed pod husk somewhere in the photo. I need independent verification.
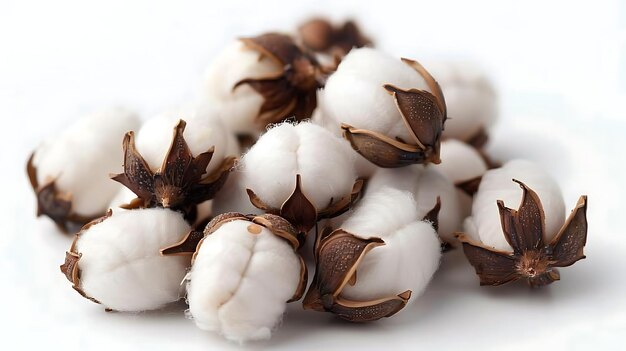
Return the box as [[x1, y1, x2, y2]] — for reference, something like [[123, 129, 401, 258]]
[[204, 34, 325, 138], [458, 160, 588, 287], [212, 122, 361, 236], [60, 208, 191, 311], [111, 108, 237, 216], [303, 186, 441, 321], [317, 48, 446, 167], [27, 108, 141, 232], [179, 213, 306, 343]]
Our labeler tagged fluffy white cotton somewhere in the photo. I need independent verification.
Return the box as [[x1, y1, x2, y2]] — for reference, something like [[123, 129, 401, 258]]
[[33, 108, 141, 217], [365, 165, 462, 241], [435, 139, 489, 218], [338, 186, 440, 304], [186, 220, 301, 343], [135, 104, 239, 176], [427, 60, 497, 141], [240, 122, 358, 210], [74, 208, 191, 311], [464, 159, 566, 251], [318, 48, 430, 140], [211, 170, 260, 216], [203, 41, 282, 135]]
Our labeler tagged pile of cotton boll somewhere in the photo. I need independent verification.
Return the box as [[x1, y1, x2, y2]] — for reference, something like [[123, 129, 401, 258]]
[[27, 18, 589, 344]]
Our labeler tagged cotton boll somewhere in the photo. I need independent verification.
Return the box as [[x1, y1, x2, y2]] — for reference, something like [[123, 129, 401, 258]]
[[465, 159, 565, 251], [30, 108, 141, 222], [320, 48, 430, 140], [427, 61, 497, 142], [203, 41, 283, 136], [241, 122, 357, 210], [67, 208, 191, 311], [186, 220, 301, 343]]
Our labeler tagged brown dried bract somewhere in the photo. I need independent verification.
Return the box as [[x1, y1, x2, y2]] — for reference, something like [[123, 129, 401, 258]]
[[456, 180, 588, 287], [59, 209, 113, 305], [341, 58, 447, 167], [246, 174, 364, 240], [303, 229, 411, 322], [298, 18, 372, 56], [234, 33, 326, 129], [26, 153, 100, 232], [111, 119, 235, 214]]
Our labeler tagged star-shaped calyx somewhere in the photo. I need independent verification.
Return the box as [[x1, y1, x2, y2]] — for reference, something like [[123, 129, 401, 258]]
[[234, 33, 328, 129], [111, 119, 235, 213], [456, 180, 588, 287], [342, 58, 447, 168]]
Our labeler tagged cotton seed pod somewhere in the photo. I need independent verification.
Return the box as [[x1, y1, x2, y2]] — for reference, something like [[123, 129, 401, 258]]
[[318, 47, 447, 167], [203, 34, 326, 137], [232, 122, 362, 238], [163, 213, 306, 343], [458, 159, 588, 287], [303, 186, 441, 321], [27, 108, 141, 231], [111, 108, 237, 217], [60, 208, 191, 311], [427, 61, 497, 146], [366, 165, 462, 244], [434, 139, 488, 217]]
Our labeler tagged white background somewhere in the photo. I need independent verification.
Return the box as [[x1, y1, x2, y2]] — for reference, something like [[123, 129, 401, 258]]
[[1, 0, 625, 350]]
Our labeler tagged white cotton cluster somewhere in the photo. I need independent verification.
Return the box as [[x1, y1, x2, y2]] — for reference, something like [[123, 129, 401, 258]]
[[427, 60, 497, 142], [203, 41, 282, 136], [434, 139, 488, 217], [366, 165, 462, 242], [74, 208, 191, 311], [186, 220, 301, 343], [212, 122, 357, 213], [464, 159, 566, 251], [317, 47, 431, 140], [135, 104, 239, 176], [32, 108, 141, 217], [338, 186, 441, 304]]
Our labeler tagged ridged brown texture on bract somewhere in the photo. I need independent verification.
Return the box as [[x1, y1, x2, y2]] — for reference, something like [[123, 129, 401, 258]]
[[341, 58, 447, 167], [234, 33, 325, 130], [303, 229, 412, 322], [457, 180, 588, 287], [26, 153, 99, 232], [111, 119, 235, 216]]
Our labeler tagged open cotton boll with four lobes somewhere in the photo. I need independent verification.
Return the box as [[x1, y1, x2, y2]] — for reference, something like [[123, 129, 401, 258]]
[[213, 122, 361, 238], [27, 107, 141, 232], [426, 60, 497, 146], [303, 185, 441, 322], [175, 213, 306, 343], [434, 139, 489, 217], [203, 34, 325, 138], [111, 105, 238, 220], [366, 165, 462, 244], [60, 208, 191, 311], [317, 47, 447, 168], [458, 159, 588, 287]]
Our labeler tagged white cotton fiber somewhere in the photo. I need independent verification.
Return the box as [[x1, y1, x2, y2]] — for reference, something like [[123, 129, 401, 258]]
[[240, 122, 357, 210], [186, 220, 301, 343], [203, 41, 282, 135], [427, 60, 497, 141], [464, 159, 565, 251], [211, 170, 260, 216], [338, 186, 441, 305], [33, 107, 141, 217], [74, 208, 191, 311], [135, 104, 239, 176], [319, 48, 430, 140]]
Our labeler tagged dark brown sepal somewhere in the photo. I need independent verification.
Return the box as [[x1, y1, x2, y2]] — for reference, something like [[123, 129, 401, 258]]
[[317, 179, 365, 219], [160, 230, 205, 256], [456, 181, 589, 288], [111, 120, 234, 216], [341, 123, 427, 168], [456, 176, 482, 196], [26, 153, 99, 232], [298, 18, 372, 55], [422, 196, 442, 233], [329, 292, 411, 322]]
